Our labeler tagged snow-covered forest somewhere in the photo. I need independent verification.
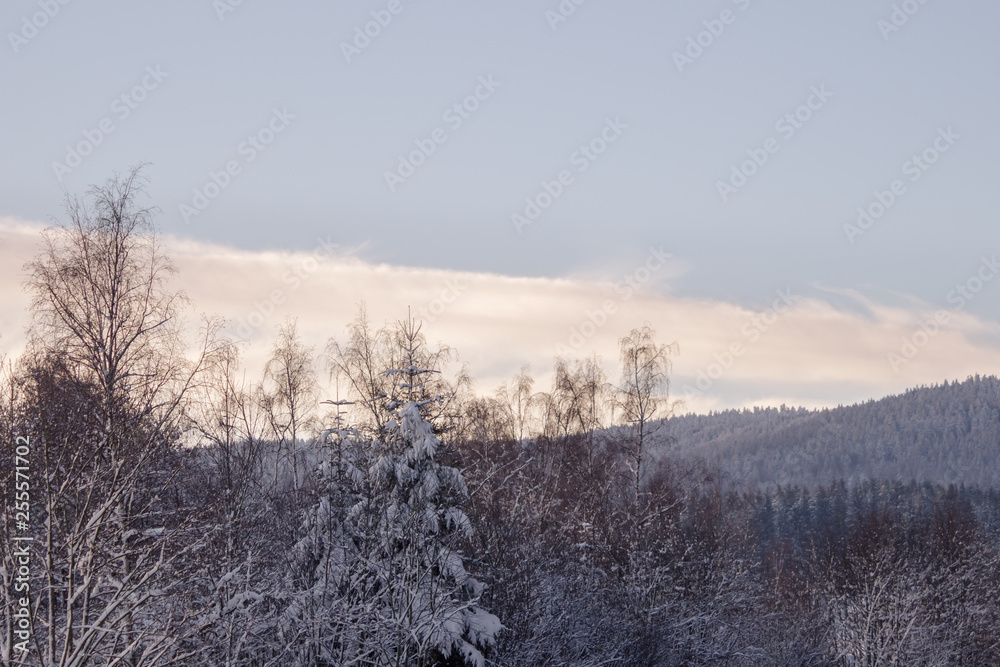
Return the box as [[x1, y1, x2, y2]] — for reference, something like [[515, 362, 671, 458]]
[[665, 376, 1000, 489], [2, 173, 1000, 666]]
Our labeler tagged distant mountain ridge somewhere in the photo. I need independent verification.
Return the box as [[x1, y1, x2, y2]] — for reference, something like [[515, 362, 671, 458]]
[[659, 375, 1000, 489]]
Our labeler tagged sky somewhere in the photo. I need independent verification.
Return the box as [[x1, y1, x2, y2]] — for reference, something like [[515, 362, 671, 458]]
[[1, 0, 999, 413]]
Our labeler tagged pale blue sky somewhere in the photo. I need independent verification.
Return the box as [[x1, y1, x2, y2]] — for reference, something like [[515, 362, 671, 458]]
[[2, 0, 999, 368]]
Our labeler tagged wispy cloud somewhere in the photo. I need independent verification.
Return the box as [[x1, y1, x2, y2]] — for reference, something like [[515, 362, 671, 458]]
[[3, 217, 999, 414]]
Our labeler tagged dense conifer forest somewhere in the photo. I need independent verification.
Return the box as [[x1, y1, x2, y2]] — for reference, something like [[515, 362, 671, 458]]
[[665, 375, 1000, 489]]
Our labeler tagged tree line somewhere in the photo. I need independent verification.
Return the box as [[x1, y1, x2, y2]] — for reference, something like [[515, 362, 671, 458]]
[[2, 170, 999, 665]]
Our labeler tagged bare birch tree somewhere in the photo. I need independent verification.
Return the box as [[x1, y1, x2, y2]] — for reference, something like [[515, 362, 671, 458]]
[[617, 324, 675, 505], [263, 320, 318, 491], [18, 167, 220, 666]]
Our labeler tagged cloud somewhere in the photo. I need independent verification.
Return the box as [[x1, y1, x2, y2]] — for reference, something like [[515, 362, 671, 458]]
[[2, 217, 999, 414]]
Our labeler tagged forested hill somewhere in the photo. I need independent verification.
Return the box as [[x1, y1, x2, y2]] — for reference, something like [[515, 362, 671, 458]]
[[662, 374, 1000, 489]]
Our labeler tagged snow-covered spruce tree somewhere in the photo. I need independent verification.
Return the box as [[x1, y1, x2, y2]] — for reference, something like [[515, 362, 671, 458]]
[[281, 315, 500, 666]]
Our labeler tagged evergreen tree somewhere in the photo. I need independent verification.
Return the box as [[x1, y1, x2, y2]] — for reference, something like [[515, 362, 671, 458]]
[[283, 316, 500, 666]]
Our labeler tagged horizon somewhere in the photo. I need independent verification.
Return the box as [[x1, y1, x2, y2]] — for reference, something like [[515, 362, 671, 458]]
[[2, 215, 996, 418], [674, 372, 1000, 418]]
